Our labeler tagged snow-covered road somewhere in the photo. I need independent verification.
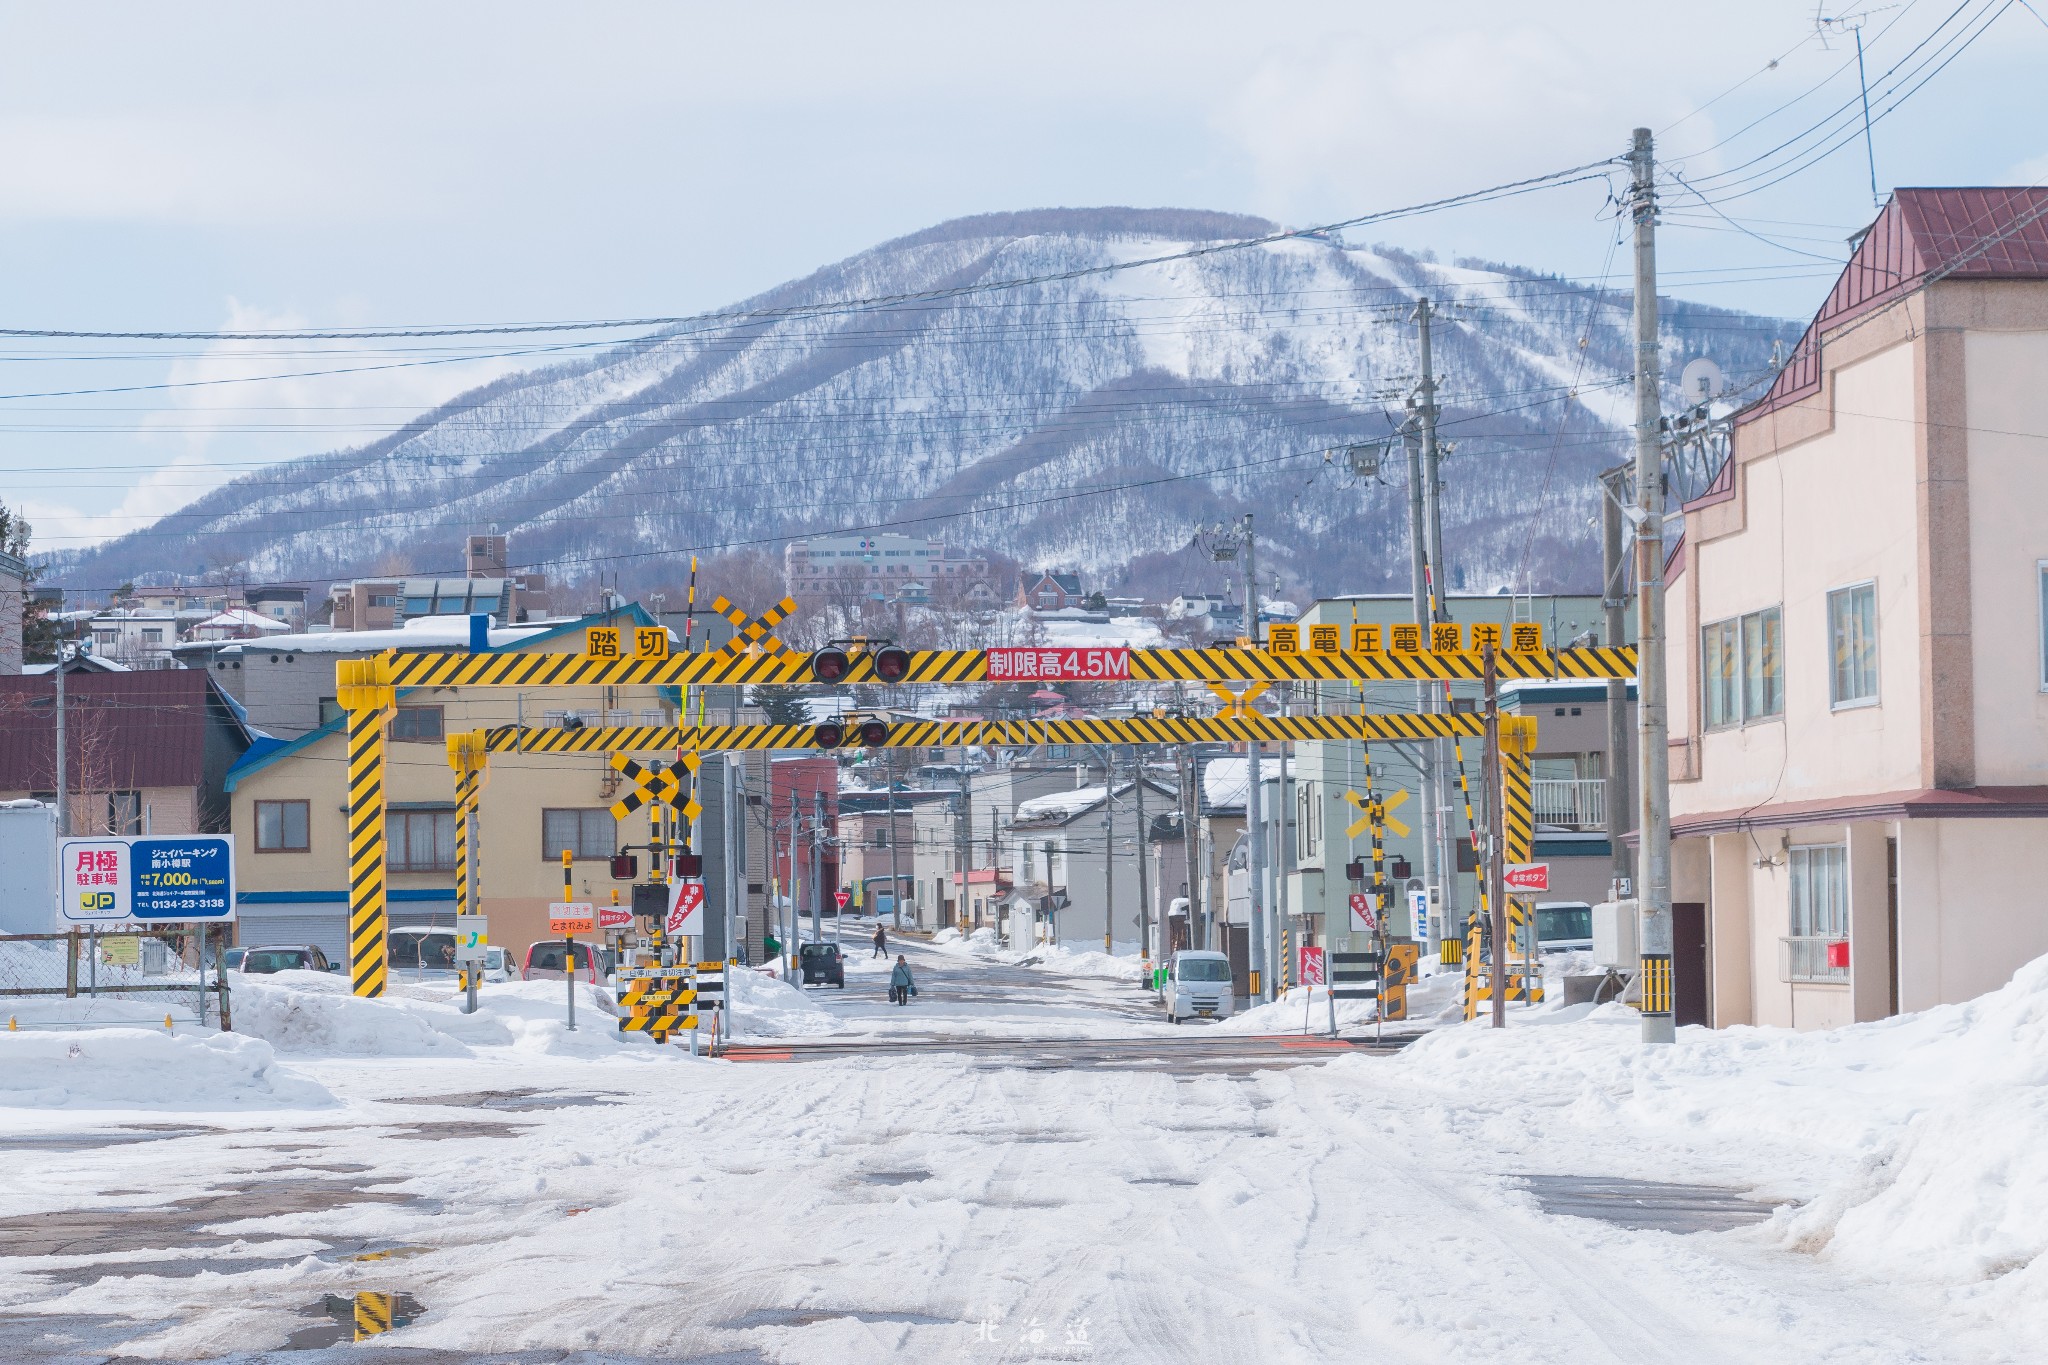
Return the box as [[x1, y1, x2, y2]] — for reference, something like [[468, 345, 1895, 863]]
[[0, 937, 2035, 1363]]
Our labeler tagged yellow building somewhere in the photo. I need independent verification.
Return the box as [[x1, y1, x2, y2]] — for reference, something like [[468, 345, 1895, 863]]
[[224, 610, 682, 964]]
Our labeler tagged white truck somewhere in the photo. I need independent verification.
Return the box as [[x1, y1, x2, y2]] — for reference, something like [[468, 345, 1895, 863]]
[[1161, 949, 1235, 1023]]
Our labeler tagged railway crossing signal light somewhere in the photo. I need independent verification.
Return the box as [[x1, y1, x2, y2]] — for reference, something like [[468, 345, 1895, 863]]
[[856, 719, 889, 746], [810, 644, 910, 682], [610, 853, 639, 880], [872, 647, 910, 681], [813, 721, 845, 748], [674, 853, 704, 877], [811, 648, 851, 682]]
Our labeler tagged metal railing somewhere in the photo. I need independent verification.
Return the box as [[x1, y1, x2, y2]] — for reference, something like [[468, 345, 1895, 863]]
[[1779, 935, 1850, 983], [1532, 778, 1606, 829]]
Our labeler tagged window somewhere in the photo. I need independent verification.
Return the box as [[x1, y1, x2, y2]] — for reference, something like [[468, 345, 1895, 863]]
[[871, 826, 891, 848], [543, 808, 616, 860], [1297, 781, 1320, 860], [1785, 844, 1849, 981], [318, 697, 345, 726], [369, 594, 397, 608], [1703, 606, 1783, 727], [391, 705, 445, 742], [1828, 582, 1879, 707], [390, 809, 457, 872], [2041, 564, 2048, 690], [255, 799, 311, 852], [107, 791, 142, 835]]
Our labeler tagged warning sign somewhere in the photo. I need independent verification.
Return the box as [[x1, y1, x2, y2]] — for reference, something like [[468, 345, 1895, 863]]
[[985, 647, 1129, 682], [834, 890, 850, 911], [549, 903, 597, 934], [666, 881, 705, 936], [1349, 892, 1378, 933]]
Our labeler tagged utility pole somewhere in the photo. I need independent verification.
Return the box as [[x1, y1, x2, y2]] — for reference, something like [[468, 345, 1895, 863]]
[[1484, 647, 1507, 1028], [1182, 746, 1203, 952], [1133, 747, 1150, 966], [1629, 126, 1675, 1046], [1240, 513, 1269, 1002], [1102, 750, 1115, 953], [53, 613, 68, 838], [1600, 464, 1634, 899], [885, 751, 903, 930], [1402, 416, 1436, 954], [1413, 298, 1458, 951], [811, 789, 826, 943]]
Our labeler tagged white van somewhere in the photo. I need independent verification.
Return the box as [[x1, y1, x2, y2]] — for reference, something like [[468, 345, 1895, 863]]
[[1162, 949, 1235, 1023]]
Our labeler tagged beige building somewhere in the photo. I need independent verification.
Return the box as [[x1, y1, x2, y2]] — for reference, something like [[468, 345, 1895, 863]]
[[1668, 188, 2048, 1031], [224, 610, 678, 963]]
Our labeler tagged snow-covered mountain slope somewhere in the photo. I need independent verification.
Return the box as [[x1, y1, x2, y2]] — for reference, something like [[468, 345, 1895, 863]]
[[56, 207, 1798, 599]]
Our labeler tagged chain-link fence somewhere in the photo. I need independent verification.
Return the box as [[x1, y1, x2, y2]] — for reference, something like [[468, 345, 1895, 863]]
[[0, 925, 230, 1027]]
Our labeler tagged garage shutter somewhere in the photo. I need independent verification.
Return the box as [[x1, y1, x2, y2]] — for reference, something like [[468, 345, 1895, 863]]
[[236, 903, 349, 965]]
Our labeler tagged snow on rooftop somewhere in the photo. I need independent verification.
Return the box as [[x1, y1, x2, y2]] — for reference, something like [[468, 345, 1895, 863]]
[[1036, 615, 1166, 649], [216, 615, 557, 654], [1201, 755, 1296, 809], [1014, 785, 1109, 823]]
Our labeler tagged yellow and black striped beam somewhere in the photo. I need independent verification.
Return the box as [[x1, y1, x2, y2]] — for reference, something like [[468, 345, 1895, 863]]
[[487, 710, 1487, 756], [377, 644, 1637, 689]]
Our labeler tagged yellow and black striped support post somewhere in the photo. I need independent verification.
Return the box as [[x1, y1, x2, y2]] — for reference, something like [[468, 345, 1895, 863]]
[[446, 730, 487, 920], [1498, 720, 1544, 1007], [338, 659, 395, 999], [619, 974, 697, 1041], [1461, 913, 1484, 1021], [1640, 953, 1673, 1017]]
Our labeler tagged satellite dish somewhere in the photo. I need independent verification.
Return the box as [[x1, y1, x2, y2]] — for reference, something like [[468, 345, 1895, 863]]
[[1680, 357, 1726, 401]]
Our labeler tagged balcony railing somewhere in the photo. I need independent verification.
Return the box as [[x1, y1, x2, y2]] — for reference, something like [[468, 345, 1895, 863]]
[[1779, 936, 1850, 983], [1531, 778, 1606, 830]]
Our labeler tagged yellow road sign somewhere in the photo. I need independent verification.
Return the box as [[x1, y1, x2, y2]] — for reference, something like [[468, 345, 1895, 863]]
[[633, 626, 670, 660], [585, 626, 622, 658], [1345, 786, 1410, 839]]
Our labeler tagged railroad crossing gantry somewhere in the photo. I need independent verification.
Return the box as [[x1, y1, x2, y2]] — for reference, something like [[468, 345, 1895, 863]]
[[337, 636, 1637, 1000]]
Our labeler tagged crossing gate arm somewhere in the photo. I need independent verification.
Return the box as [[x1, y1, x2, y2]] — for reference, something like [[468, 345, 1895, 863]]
[[483, 710, 1486, 755], [385, 645, 1636, 689]]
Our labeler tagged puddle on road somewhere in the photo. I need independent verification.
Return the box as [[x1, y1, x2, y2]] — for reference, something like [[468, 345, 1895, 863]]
[[1516, 1175, 1777, 1233], [0, 1177, 419, 1259], [284, 1291, 425, 1349], [383, 1089, 624, 1112], [861, 1170, 932, 1186], [1128, 1176, 1198, 1187], [0, 1127, 216, 1153], [723, 1307, 952, 1330]]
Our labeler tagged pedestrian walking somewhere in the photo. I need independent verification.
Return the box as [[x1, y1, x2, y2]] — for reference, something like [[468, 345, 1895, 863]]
[[872, 924, 888, 958], [889, 954, 916, 1006]]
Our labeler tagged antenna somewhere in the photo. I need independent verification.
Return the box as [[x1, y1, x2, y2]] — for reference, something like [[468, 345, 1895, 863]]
[[1814, 5, 1895, 208]]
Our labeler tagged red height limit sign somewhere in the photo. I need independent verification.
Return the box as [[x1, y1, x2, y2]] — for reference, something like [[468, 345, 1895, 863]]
[[985, 647, 1130, 682]]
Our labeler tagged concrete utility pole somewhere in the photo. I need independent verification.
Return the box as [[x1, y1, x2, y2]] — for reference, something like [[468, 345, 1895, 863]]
[[1600, 464, 1634, 899], [885, 752, 903, 930], [1628, 126, 1675, 1046], [1133, 748, 1150, 964], [1413, 298, 1459, 949], [811, 789, 826, 943], [1182, 746, 1203, 951], [1402, 403, 1437, 954], [1484, 647, 1507, 1029], [1240, 514, 1269, 1002], [53, 624, 68, 838], [1102, 753, 1115, 953]]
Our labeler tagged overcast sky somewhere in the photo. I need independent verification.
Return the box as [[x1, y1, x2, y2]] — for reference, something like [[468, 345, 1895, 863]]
[[5, 0, 2045, 553]]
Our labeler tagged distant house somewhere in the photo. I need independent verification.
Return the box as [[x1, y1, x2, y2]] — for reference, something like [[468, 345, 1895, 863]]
[[1020, 571, 1084, 612], [0, 547, 25, 674], [0, 670, 253, 835]]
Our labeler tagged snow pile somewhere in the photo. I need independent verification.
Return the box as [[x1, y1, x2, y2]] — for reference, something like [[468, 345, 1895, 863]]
[[231, 972, 479, 1056], [0, 1028, 331, 1109], [725, 966, 840, 1039], [1213, 984, 1377, 1034], [1023, 942, 1143, 982], [1385, 953, 2048, 1323]]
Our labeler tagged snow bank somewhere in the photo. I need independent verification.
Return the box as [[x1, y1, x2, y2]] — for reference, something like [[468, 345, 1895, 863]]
[[932, 929, 1144, 982], [726, 966, 839, 1039], [231, 972, 479, 1057], [1212, 984, 1377, 1034], [0, 1028, 331, 1110], [1387, 952, 2048, 1325]]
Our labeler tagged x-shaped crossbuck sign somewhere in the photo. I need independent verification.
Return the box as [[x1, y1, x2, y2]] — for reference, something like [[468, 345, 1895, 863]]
[[609, 754, 704, 822], [1205, 681, 1270, 719], [712, 595, 798, 655], [1345, 786, 1410, 839]]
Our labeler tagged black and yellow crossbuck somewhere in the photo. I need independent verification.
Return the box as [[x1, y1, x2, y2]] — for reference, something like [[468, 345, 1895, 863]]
[[609, 754, 680, 821], [713, 594, 798, 655], [619, 973, 699, 1041]]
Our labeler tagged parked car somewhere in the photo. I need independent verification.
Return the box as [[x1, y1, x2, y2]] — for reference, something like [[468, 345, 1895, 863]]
[[1161, 949, 1234, 1023], [522, 941, 612, 983], [218, 946, 246, 971], [480, 945, 516, 983], [388, 925, 461, 977], [238, 945, 340, 975], [1534, 901, 1595, 954], [797, 942, 845, 987]]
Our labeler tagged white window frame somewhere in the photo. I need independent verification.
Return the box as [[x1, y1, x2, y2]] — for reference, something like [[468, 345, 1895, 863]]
[[2038, 561, 2048, 692], [1702, 605, 1784, 729], [1827, 580, 1881, 710]]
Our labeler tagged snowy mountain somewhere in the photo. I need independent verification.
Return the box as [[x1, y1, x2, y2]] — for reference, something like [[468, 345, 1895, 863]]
[[56, 207, 1797, 602]]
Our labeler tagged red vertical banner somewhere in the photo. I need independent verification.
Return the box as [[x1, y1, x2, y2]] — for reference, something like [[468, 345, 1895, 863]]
[[1299, 945, 1327, 986]]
